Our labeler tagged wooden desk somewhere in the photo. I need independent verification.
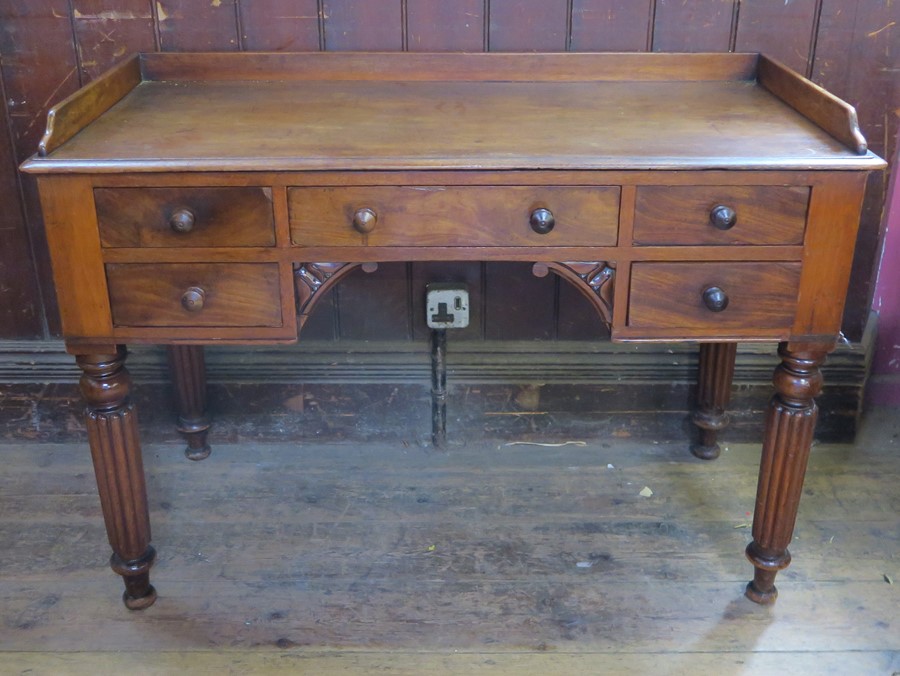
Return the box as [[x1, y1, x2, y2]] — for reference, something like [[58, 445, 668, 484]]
[[21, 52, 885, 611]]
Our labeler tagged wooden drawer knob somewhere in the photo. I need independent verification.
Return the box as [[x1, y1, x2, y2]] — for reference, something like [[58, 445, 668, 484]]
[[709, 204, 737, 230], [530, 208, 555, 234], [702, 286, 729, 312], [352, 207, 377, 233], [181, 286, 206, 312], [169, 208, 196, 233]]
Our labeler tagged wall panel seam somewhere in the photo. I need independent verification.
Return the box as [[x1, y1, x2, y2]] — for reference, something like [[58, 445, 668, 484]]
[[807, 0, 825, 79], [235, 0, 245, 51], [729, 0, 740, 53]]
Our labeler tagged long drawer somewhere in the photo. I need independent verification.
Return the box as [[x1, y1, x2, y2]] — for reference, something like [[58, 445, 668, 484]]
[[106, 263, 282, 328], [288, 186, 620, 247]]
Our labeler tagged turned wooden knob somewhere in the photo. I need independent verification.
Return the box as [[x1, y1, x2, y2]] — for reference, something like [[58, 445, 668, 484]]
[[702, 286, 729, 312], [181, 287, 206, 312], [352, 207, 377, 233], [169, 208, 196, 233], [530, 208, 555, 234], [709, 204, 737, 230]]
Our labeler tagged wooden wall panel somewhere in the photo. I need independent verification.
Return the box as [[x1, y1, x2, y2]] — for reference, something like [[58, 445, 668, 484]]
[[557, 280, 608, 340], [338, 263, 410, 340], [652, 0, 736, 53], [238, 0, 321, 51], [570, 0, 653, 52], [0, 1, 84, 336], [813, 0, 899, 340], [488, 0, 570, 52], [734, 0, 818, 74], [407, 0, 484, 52], [484, 264, 556, 341], [156, 0, 240, 51], [0, 72, 43, 338], [71, 0, 157, 81], [323, 0, 403, 51]]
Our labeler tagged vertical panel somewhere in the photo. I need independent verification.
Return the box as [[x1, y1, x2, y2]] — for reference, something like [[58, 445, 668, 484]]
[[557, 281, 608, 340], [156, 0, 240, 51], [484, 263, 555, 340], [338, 263, 410, 340], [300, 290, 337, 340], [734, 0, 818, 73], [0, 1, 81, 163], [323, 0, 403, 51], [239, 0, 321, 51], [570, 0, 653, 52], [72, 0, 156, 82], [489, 0, 569, 52], [0, 73, 42, 338], [407, 0, 484, 51], [0, 1, 82, 335], [653, 0, 735, 52], [814, 0, 899, 339]]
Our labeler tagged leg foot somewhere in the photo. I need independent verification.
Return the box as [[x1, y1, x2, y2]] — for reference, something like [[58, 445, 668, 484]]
[[167, 345, 211, 461], [691, 342, 737, 460], [744, 343, 827, 604], [112, 547, 158, 609], [78, 347, 156, 609]]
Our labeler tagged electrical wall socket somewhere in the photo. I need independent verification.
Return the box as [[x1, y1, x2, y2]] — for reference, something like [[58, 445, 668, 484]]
[[426, 283, 470, 329]]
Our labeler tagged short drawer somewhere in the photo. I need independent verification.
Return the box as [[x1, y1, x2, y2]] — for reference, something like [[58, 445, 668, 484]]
[[628, 262, 801, 332], [633, 186, 809, 245], [96, 187, 276, 248], [106, 263, 282, 327], [289, 186, 620, 247]]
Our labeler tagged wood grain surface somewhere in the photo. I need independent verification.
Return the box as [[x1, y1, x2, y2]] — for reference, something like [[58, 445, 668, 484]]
[[96, 186, 276, 248], [1, 409, 897, 669], [26, 76, 878, 173], [289, 186, 620, 247], [106, 263, 283, 328]]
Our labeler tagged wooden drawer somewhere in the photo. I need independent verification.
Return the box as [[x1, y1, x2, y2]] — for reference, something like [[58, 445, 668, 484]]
[[288, 186, 620, 247], [106, 263, 282, 327], [633, 186, 809, 245], [96, 187, 275, 247], [628, 262, 801, 332]]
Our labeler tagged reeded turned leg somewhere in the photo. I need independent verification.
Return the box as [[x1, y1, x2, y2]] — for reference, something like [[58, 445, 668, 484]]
[[745, 343, 827, 604], [691, 342, 737, 460], [167, 345, 211, 461], [77, 347, 157, 610]]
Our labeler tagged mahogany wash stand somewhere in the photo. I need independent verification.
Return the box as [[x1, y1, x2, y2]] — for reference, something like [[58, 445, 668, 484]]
[[21, 52, 885, 610]]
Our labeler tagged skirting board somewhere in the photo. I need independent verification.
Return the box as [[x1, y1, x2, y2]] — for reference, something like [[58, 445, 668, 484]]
[[0, 316, 875, 387], [0, 314, 875, 444]]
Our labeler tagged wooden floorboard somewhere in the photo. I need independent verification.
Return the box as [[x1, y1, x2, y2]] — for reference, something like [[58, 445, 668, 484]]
[[0, 408, 898, 673]]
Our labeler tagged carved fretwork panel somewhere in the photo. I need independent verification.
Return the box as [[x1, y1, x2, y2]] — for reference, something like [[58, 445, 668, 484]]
[[293, 262, 378, 332], [533, 261, 615, 328]]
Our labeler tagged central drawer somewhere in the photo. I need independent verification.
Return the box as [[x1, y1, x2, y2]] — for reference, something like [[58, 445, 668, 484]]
[[288, 186, 620, 247]]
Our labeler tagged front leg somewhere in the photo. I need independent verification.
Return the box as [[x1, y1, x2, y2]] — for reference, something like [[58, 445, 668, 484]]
[[745, 343, 827, 604], [77, 347, 157, 610], [167, 345, 211, 461]]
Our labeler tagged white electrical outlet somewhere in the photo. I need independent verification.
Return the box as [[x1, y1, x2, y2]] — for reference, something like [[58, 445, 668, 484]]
[[426, 284, 469, 329]]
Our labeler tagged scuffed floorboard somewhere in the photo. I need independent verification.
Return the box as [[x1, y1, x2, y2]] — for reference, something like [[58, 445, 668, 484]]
[[0, 408, 898, 674]]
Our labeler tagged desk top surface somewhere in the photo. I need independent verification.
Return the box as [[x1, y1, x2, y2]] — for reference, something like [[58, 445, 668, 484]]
[[22, 52, 885, 174]]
